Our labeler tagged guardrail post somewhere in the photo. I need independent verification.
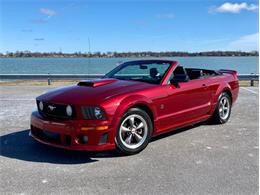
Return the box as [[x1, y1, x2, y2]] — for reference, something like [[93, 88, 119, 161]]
[[48, 73, 51, 85], [250, 73, 254, 86], [250, 79, 254, 86]]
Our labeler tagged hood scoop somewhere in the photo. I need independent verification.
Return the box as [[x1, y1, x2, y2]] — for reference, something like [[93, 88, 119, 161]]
[[77, 79, 117, 87]]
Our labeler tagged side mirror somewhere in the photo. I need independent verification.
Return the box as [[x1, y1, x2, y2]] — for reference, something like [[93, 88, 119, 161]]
[[170, 75, 189, 86]]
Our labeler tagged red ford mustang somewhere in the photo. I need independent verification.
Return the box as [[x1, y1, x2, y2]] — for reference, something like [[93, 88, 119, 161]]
[[30, 60, 239, 155]]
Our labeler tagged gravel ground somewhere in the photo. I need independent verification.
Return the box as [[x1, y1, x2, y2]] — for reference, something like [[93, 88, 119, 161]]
[[0, 86, 258, 195]]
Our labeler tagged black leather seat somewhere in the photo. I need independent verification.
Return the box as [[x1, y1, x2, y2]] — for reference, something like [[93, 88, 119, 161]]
[[173, 66, 189, 80], [190, 70, 203, 80]]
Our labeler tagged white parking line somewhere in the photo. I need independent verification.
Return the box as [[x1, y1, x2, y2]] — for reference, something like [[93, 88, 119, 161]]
[[240, 87, 259, 95]]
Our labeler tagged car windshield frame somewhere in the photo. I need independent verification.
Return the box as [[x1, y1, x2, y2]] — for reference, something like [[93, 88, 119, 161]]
[[103, 61, 172, 85]]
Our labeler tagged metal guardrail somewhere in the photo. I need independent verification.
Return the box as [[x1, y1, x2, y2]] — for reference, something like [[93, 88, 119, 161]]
[[237, 74, 259, 86], [0, 74, 259, 80], [237, 74, 259, 80], [0, 73, 259, 86]]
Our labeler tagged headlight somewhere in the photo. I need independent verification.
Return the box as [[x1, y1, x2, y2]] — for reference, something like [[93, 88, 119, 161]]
[[81, 106, 106, 120], [39, 101, 44, 111], [94, 107, 104, 119], [66, 105, 73, 116]]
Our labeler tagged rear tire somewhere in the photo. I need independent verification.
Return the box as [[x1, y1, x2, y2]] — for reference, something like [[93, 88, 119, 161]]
[[212, 92, 231, 124], [115, 108, 153, 155]]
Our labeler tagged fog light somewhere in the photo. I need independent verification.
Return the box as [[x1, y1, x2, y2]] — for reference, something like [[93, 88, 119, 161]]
[[82, 136, 88, 143], [77, 135, 88, 144], [66, 105, 73, 116], [99, 133, 108, 145]]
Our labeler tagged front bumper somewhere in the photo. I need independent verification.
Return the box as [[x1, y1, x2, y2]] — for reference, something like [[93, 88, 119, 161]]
[[30, 111, 115, 151]]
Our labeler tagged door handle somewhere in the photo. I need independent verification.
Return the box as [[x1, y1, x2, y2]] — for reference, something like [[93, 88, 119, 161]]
[[202, 84, 207, 87]]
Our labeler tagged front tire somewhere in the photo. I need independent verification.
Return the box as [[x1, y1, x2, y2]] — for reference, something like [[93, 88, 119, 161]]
[[212, 92, 232, 124], [115, 108, 153, 155]]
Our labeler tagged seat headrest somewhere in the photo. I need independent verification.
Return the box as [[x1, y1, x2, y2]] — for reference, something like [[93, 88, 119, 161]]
[[150, 68, 159, 78], [174, 66, 186, 75], [190, 70, 202, 79]]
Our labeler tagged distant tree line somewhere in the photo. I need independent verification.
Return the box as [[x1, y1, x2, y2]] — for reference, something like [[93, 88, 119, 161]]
[[0, 50, 258, 58]]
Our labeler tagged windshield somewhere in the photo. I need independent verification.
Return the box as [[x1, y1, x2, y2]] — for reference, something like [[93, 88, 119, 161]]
[[104, 61, 171, 84]]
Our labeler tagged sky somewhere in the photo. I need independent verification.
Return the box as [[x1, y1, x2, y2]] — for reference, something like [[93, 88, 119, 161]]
[[0, 0, 259, 53]]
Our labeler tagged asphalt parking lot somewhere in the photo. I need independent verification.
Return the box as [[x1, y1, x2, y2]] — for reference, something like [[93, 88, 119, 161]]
[[0, 85, 258, 194]]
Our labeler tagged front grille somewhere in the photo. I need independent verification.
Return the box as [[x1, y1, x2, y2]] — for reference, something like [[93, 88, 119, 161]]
[[37, 100, 75, 120]]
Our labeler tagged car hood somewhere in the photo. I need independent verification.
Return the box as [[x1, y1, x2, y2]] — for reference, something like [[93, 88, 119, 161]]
[[37, 79, 154, 105]]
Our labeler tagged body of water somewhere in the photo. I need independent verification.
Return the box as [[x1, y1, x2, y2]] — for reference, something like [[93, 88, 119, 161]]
[[0, 57, 258, 74]]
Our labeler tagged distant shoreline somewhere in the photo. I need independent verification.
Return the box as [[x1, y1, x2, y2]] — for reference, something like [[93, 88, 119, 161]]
[[0, 51, 258, 58], [1, 56, 259, 58]]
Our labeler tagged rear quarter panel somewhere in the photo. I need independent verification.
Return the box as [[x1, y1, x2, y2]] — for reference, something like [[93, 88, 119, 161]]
[[208, 73, 239, 115]]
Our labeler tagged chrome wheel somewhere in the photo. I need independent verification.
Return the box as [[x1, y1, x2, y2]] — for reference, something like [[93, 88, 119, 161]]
[[219, 96, 230, 120], [119, 114, 148, 150]]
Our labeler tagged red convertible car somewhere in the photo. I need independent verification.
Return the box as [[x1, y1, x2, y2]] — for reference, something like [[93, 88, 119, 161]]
[[30, 60, 239, 155]]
